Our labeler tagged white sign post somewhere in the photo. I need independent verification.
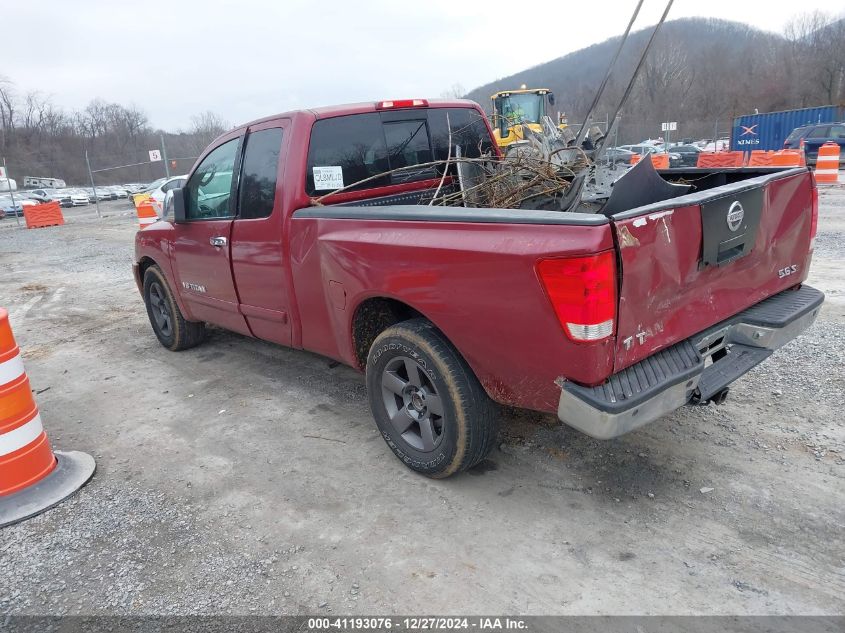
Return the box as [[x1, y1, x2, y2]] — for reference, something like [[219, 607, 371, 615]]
[[661, 121, 678, 146], [148, 150, 162, 162]]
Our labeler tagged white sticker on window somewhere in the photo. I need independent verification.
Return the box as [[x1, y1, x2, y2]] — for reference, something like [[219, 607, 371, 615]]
[[313, 166, 344, 191]]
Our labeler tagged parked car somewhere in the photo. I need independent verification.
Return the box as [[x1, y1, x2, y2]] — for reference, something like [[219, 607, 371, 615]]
[[0, 195, 37, 218], [29, 188, 72, 206], [600, 147, 635, 164], [671, 144, 702, 167], [619, 144, 659, 156], [783, 122, 845, 165], [108, 185, 130, 198], [134, 98, 823, 478], [702, 138, 731, 152], [618, 144, 682, 167], [146, 175, 187, 208], [96, 186, 118, 200], [84, 187, 112, 202], [61, 189, 90, 206]]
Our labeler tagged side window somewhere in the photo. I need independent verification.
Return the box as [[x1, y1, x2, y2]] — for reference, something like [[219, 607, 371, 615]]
[[185, 138, 239, 220], [830, 126, 845, 139], [808, 126, 830, 139], [238, 128, 283, 219]]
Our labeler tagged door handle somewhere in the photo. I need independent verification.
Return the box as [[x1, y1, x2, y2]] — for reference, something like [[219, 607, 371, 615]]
[[209, 236, 227, 247]]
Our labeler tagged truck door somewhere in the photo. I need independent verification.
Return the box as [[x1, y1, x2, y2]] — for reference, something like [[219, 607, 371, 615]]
[[230, 121, 293, 346], [172, 134, 250, 335]]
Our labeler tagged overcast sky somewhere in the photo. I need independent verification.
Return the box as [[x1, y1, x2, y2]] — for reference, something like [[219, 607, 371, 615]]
[[4, 0, 841, 130]]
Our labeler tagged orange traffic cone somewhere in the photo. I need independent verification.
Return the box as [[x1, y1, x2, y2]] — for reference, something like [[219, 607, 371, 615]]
[[0, 307, 95, 526]]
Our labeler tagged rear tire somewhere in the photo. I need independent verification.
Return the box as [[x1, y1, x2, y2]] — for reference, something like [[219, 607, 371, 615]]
[[366, 318, 498, 478], [143, 265, 205, 351]]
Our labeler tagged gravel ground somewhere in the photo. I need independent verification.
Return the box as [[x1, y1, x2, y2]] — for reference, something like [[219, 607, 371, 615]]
[[0, 190, 843, 616]]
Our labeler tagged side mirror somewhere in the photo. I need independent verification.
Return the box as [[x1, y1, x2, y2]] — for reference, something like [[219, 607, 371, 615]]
[[171, 187, 186, 223]]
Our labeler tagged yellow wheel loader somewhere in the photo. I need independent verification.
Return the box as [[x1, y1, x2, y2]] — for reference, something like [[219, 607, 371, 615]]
[[490, 86, 566, 149]]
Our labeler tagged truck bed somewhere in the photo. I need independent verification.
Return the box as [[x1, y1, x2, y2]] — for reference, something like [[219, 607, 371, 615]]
[[290, 166, 816, 417]]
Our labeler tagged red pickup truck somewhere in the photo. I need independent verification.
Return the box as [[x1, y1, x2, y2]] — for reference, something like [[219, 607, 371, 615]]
[[134, 98, 823, 477]]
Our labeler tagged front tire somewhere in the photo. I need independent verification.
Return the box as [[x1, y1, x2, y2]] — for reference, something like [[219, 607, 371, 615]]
[[143, 265, 205, 351], [366, 319, 498, 478]]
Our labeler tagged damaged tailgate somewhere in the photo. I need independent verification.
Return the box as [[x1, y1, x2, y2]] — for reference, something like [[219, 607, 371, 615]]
[[610, 168, 815, 372]]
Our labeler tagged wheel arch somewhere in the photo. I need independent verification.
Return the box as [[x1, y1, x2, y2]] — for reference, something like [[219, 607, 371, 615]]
[[349, 296, 425, 371], [348, 296, 495, 403], [137, 256, 157, 283], [138, 255, 195, 321]]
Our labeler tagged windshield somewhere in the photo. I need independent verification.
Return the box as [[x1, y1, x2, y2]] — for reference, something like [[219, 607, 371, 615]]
[[145, 178, 167, 192], [785, 127, 808, 143], [494, 93, 543, 125]]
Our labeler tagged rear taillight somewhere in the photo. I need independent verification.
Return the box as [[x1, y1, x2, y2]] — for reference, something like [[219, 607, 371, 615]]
[[375, 99, 428, 110], [809, 171, 819, 241], [537, 252, 617, 342]]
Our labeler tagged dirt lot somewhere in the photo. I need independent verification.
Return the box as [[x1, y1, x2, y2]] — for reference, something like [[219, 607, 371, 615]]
[[1, 190, 843, 616]]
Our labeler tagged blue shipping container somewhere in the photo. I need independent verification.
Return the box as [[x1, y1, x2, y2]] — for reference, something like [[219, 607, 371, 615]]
[[731, 105, 845, 151]]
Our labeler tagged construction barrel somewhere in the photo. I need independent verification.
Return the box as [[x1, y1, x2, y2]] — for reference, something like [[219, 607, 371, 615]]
[[136, 200, 160, 230], [814, 142, 840, 185]]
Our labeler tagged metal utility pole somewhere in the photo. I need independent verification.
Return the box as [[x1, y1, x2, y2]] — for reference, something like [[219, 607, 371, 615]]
[[85, 150, 102, 218], [595, 0, 675, 161], [3, 157, 20, 227], [160, 134, 170, 178], [574, 0, 645, 148]]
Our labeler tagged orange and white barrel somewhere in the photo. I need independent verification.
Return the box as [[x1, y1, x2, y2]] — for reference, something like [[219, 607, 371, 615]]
[[136, 200, 159, 229], [815, 142, 840, 185], [0, 308, 95, 526]]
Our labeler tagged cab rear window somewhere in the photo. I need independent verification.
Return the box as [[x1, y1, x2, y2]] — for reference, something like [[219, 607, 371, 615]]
[[305, 107, 493, 196]]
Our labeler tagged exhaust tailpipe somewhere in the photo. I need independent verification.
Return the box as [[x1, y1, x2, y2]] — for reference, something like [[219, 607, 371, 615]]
[[710, 388, 730, 405]]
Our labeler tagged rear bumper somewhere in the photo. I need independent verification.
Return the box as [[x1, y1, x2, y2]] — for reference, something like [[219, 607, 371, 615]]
[[557, 285, 824, 439]]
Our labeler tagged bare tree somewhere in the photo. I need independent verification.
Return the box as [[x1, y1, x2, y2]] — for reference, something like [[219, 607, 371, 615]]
[[190, 111, 228, 141], [440, 83, 466, 99], [784, 11, 845, 103]]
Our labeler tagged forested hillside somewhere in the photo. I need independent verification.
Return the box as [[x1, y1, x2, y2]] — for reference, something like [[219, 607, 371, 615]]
[[465, 14, 845, 143]]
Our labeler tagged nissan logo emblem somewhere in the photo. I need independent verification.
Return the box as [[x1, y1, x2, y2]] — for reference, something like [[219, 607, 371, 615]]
[[727, 201, 744, 232]]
